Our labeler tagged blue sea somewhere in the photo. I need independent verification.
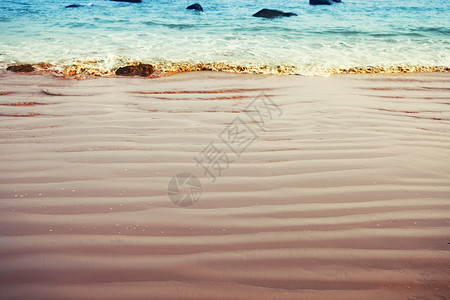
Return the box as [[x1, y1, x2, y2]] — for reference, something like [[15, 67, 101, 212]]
[[0, 0, 449, 75]]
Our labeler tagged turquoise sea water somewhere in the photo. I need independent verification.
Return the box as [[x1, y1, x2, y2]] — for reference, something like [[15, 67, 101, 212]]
[[0, 0, 449, 75]]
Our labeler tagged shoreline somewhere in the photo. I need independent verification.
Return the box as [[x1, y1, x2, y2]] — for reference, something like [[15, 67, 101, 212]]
[[2, 61, 450, 79]]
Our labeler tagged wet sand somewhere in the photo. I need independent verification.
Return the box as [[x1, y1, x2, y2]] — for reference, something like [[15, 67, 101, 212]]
[[0, 71, 449, 299]]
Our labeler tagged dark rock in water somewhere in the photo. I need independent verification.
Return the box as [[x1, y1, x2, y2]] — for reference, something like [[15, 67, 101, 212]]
[[115, 63, 154, 77], [6, 64, 35, 73], [281, 12, 297, 17], [252, 9, 297, 18], [310, 0, 333, 5], [110, 0, 142, 3], [331, 0, 343, 2], [65, 4, 83, 8], [186, 3, 203, 12]]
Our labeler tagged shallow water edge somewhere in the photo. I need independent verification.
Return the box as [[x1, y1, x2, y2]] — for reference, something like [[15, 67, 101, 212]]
[[2, 61, 450, 79]]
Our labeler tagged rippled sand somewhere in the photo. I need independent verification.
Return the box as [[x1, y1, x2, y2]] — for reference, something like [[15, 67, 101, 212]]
[[0, 71, 449, 299]]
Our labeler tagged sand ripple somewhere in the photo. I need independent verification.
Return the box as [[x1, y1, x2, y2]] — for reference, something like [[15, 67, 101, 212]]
[[0, 72, 449, 299]]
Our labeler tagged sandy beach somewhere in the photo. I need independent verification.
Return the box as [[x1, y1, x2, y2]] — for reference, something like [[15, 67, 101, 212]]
[[0, 71, 449, 299]]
